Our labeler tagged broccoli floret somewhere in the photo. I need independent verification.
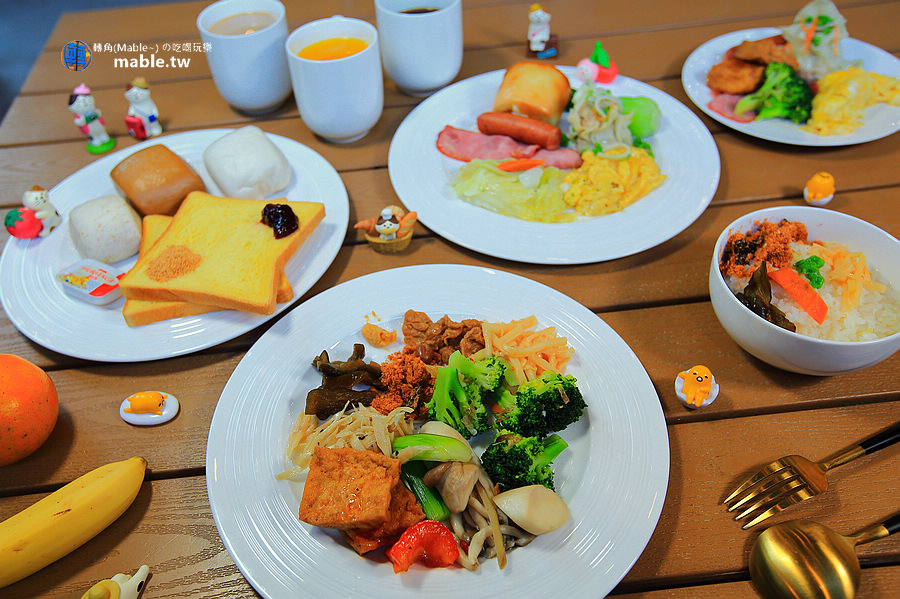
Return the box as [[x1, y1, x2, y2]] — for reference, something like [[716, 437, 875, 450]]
[[480, 430, 568, 491], [447, 350, 507, 392], [734, 62, 814, 124], [494, 370, 587, 438], [425, 366, 491, 438]]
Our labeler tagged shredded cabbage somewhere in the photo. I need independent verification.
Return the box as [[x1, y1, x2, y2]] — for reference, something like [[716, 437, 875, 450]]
[[780, 0, 859, 81], [450, 160, 573, 223], [565, 80, 634, 157]]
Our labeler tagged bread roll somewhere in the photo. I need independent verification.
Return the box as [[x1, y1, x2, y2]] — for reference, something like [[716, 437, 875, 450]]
[[493, 61, 572, 125], [111, 144, 206, 216], [202, 126, 291, 199], [68, 195, 142, 264]]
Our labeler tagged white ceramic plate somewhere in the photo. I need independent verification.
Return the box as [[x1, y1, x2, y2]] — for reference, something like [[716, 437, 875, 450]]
[[206, 264, 669, 599], [682, 27, 900, 146], [388, 67, 720, 264], [0, 129, 348, 362]]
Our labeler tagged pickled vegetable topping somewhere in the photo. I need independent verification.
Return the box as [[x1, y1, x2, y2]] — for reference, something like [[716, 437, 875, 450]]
[[736, 262, 796, 332]]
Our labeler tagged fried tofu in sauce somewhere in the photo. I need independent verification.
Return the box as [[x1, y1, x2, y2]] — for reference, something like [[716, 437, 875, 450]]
[[298, 446, 399, 530]]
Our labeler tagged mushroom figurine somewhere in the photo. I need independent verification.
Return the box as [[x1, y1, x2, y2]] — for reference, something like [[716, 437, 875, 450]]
[[803, 172, 835, 206], [575, 40, 619, 84]]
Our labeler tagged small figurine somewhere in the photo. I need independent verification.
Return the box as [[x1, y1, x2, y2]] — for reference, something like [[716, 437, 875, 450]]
[[354, 205, 417, 253], [675, 365, 719, 409], [120, 391, 179, 426], [124, 76, 162, 140], [526, 4, 558, 59], [803, 172, 835, 206], [68, 83, 116, 154], [375, 207, 400, 240], [21, 185, 61, 237], [576, 40, 619, 84], [82, 564, 150, 599]]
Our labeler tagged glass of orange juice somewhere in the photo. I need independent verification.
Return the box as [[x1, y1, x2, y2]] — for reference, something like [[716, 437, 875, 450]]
[[285, 16, 383, 143]]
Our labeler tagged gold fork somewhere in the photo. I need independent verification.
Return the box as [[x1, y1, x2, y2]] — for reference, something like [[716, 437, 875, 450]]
[[724, 421, 900, 529]]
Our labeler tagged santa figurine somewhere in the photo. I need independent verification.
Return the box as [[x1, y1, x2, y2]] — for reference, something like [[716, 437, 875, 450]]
[[68, 83, 116, 154], [526, 4, 557, 59], [124, 76, 162, 140]]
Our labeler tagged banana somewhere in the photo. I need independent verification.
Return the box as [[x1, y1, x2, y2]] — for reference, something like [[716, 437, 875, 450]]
[[0, 456, 147, 589]]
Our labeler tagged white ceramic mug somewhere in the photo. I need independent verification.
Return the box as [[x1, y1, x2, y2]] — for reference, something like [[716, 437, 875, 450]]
[[285, 16, 384, 143], [197, 0, 291, 114], [374, 0, 462, 96]]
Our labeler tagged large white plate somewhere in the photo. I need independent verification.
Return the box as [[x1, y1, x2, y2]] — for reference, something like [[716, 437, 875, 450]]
[[682, 27, 900, 146], [0, 129, 348, 362], [388, 67, 720, 264], [206, 264, 669, 599]]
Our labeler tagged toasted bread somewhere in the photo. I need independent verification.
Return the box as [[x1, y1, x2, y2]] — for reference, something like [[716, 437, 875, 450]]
[[119, 191, 324, 314], [122, 214, 296, 326], [493, 61, 571, 125]]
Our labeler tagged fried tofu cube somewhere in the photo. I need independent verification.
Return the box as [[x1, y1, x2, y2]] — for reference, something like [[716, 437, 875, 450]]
[[298, 447, 400, 530], [342, 480, 426, 554]]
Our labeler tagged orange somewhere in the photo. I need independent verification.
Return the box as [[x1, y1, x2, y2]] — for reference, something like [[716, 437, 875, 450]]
[[0, 354, 59, 467]]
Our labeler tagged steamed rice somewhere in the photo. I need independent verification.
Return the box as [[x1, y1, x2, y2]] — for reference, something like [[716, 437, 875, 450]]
[[772, 243, 900, 341], [722, 226, 900, 341]]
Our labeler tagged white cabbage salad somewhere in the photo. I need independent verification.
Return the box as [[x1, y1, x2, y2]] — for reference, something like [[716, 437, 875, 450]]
[[781, 0, 860, 81]]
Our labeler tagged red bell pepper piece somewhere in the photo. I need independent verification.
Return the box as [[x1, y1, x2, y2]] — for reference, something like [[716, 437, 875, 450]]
[[385, 520, 458, 574]]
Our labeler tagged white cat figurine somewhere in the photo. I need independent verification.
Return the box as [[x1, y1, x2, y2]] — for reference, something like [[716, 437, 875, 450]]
[[124, 76, 162, 140], [21, 185, 61, 237]]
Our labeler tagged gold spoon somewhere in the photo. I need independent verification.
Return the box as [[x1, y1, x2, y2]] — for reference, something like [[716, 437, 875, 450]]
[[749, 514, 900, 599]]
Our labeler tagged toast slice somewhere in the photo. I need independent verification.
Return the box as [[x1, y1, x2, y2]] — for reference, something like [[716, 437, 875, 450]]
[[119, 191, 324, 314], [122, 215, 296, 326]]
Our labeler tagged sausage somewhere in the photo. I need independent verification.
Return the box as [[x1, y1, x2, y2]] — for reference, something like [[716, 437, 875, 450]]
[[476, 112, 562, 150]]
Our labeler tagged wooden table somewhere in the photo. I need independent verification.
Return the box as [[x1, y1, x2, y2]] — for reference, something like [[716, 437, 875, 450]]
[[2, 1, 899, 597]]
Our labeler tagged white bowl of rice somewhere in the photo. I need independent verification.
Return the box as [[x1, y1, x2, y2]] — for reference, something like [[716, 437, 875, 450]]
[[709, 206, 900, 375]]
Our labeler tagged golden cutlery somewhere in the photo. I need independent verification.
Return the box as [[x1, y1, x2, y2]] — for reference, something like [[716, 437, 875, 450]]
[[724, 422, 900, 529], [749, 514, 900, 599]]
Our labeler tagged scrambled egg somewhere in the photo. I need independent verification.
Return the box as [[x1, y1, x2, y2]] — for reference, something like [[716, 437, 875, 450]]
[[804, 67, 900, 135], [562, 147, 666, 216]]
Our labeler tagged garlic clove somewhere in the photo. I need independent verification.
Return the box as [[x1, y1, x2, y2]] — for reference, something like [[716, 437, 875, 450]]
[[493, 485, 570, 535]]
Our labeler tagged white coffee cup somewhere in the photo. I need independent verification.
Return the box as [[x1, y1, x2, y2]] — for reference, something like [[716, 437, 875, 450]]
[[197, 0, 291, 114], [285, 16, 384, 143], [374, 0, 462, 97]]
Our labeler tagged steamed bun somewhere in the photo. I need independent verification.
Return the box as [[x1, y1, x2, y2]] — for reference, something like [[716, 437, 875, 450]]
[[68, 195, 142, 263], [202, 126, 291, 199]]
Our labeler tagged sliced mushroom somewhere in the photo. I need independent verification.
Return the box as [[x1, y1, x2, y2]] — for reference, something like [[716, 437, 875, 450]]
[[433, 461, 480, 513]]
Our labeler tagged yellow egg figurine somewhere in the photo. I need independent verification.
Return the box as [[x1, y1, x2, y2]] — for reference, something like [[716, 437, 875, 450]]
[[804, 172, 835, 206]]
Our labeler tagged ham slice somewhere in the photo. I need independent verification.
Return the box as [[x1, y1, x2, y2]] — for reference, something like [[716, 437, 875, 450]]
[[436, 125, 583, 169], [707, 92, 756, 123]]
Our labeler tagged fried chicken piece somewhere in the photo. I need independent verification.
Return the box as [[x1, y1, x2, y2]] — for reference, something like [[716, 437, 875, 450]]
[[341, 480, 425, 554], [298, 447, 400, 530], [732, 35, 798, 69], [706, 56, 766, 95]]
